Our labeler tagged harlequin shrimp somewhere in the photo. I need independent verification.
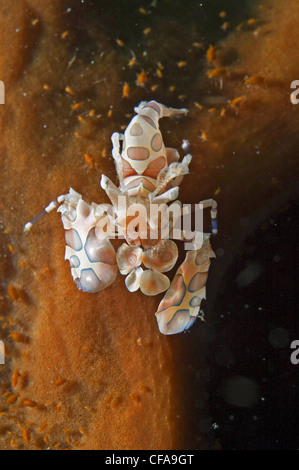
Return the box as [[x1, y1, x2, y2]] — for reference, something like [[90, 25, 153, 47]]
[[24, 101, 217, 335]]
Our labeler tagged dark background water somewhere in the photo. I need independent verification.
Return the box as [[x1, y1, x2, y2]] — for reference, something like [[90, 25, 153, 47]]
[[209, 200, 298, 450]]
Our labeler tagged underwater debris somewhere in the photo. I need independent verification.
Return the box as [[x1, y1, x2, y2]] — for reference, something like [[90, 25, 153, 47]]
[[200, 130, 208, 142], [244, 75, 265, 87], [229, 96, 247, 109], [53, 378, 68, 388], [11, 369, 20, 388], [39, 422, 48, 433], [84, 153, 94, 168], [115, 38, 125, 47], [6, 394, 19, 406], [139, 7, 148, 15], [22, 399, 38, 408], [247, 18, 258, 26], [56, 403, 62, 414], [65, 86, 74, 95], [22, 428, 30, 444], [136, 70, 148, 87], [207, 67, 227, 78], [10, 332, 28, 344], [177, 61, 187, 68], [193, 42, 203, 49], [221, 21, 230, 32], [122, 82, 130, 98], [206, 45, 217, 64], [72, 102, 84, 110]]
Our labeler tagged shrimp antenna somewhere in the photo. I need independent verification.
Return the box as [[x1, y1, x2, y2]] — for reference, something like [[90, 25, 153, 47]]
[[24, 200, 59, 232]]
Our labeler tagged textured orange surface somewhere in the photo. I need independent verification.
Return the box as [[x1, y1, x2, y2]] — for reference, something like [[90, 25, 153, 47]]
[[0, 0, 298, 450]]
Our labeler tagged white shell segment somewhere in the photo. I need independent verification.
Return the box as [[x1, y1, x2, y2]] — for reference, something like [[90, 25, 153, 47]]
[[60, 194, 117, 293], [155, 238, 215, 334], [75, 268, 105, 293], [116, 243, 143, 275], [125, 266, 144, 292], [65, 228, 83, 251], [111, 100, 188, 197], [143, 240, 178, 273], [69, 255, 80, 268], [139, 269, 170, 296]]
